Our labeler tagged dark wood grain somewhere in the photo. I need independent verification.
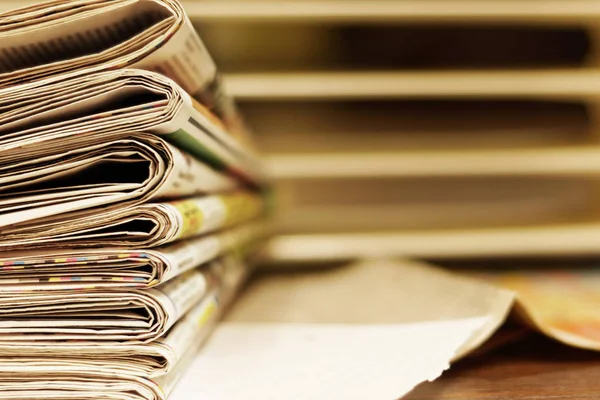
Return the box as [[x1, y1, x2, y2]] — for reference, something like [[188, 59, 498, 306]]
[[404, 333, 600, 400]]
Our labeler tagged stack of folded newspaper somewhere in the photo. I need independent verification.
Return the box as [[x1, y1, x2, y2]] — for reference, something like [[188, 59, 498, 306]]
[[0, 0, 268, 398]]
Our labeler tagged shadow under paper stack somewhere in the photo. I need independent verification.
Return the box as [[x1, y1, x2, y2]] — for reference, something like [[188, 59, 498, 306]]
[[0, 0, 269, 398]]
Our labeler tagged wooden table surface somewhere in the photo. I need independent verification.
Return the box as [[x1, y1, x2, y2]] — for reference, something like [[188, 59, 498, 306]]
[[404, 333, 600, 400]]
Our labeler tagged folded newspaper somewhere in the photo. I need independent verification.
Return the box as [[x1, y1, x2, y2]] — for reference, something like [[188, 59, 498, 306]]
[[0, 0, 269, 399], [0, 190, 266, 249], [0, 130, 245, 225], [0, 69, 263, 182], [0, 265, 213, 342], [0, 254, 250, 400], [0, 0, 250, 142], [0, 221, 265, 291]]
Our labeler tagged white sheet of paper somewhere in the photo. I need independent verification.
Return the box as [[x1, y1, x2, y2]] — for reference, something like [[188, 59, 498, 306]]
[[170, 317, 489, 400]]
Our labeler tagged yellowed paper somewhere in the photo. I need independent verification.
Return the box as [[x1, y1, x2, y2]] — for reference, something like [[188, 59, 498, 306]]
[[0, 192, 266, 250], [0, 0, 250, 142]]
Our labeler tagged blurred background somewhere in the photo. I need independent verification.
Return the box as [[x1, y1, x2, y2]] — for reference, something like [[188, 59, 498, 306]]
[[190, 0, 600, 264], [6, 0, 600, 264]]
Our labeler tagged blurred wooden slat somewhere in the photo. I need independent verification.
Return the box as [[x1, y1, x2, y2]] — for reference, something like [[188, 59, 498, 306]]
[[263, 222, 600, 261], [267, 147, 600, 179], [279, 178, 593, 208], [275, 181, 595, 233], [199, 25, 589, 73], [224, 69, 600, 100], [242, 100, 589, 154], [276, 197, 589, 232], [185, 1, 600, 25], [275, 177, 595, 232]]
